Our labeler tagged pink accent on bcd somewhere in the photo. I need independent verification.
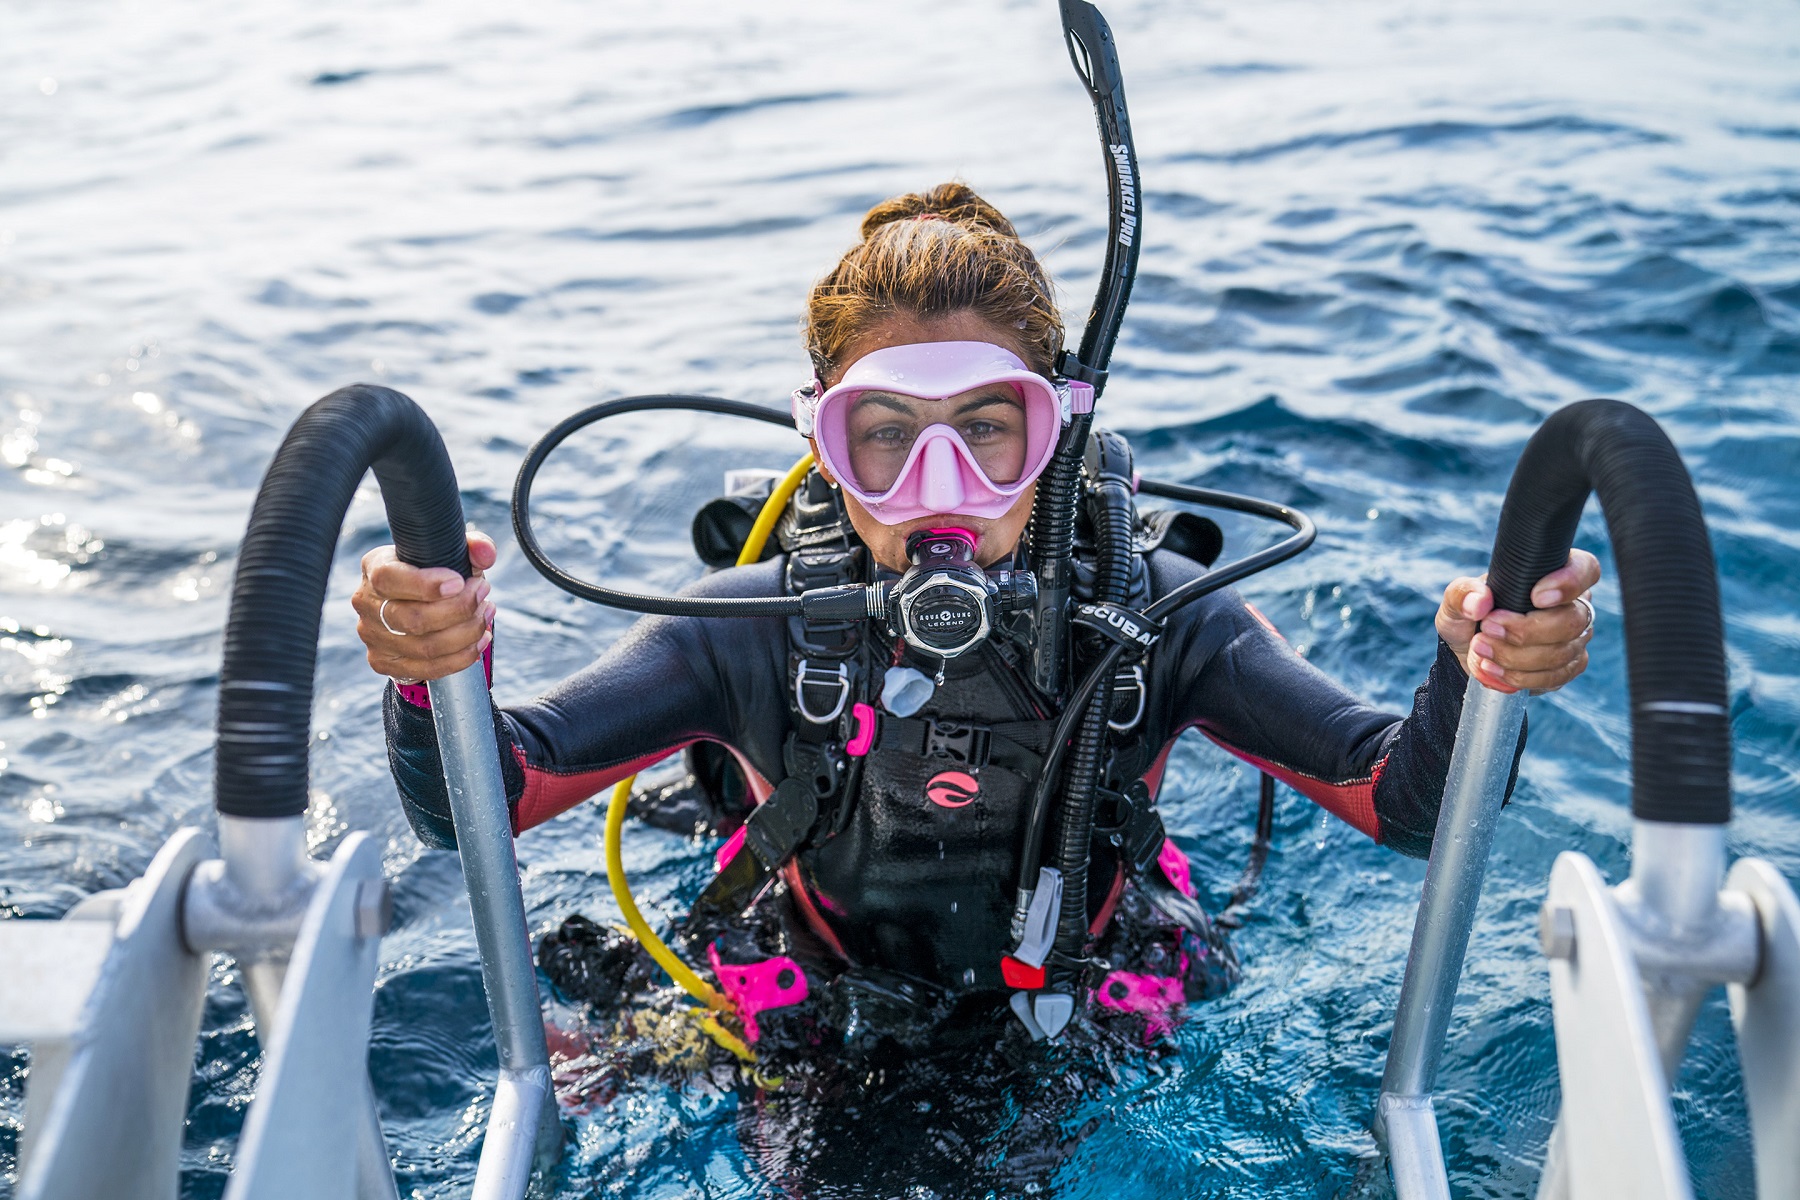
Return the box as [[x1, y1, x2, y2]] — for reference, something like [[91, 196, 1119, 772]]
[[925, 770, 980, 808], [708, 944, 809, 1043], [714, 824, 747, 873], [1096, 969, 1184, 1038], [1158, 838, 1197, 898], [846, 702, 876, 757]]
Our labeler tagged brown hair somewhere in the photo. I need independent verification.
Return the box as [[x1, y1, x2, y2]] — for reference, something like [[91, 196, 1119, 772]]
[[804, 182, 1063, 380]]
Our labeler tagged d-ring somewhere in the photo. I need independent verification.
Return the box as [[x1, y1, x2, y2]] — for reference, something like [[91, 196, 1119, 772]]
[[379, 598, 408, 637]]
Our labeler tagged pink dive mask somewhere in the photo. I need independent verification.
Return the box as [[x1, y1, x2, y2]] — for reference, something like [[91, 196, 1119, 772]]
[[792, 341, 1093, 525]]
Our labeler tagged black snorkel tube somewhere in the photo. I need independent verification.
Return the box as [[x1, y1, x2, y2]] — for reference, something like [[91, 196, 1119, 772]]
[[1029, 0, 1143, 697], [1002, 0, 1144, 1034]]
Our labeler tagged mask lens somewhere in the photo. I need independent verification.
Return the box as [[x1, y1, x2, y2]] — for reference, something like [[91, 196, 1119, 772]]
[[840, 386, 1034, 493]]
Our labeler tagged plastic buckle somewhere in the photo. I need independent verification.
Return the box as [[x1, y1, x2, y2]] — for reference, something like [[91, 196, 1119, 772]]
[[793, 658, 850, 724], [923, 720, 990, 766], [1101, 662, 1144, 737]]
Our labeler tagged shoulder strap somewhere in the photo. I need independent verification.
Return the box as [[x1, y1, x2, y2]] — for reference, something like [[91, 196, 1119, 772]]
[[694, 474, 873, 918]]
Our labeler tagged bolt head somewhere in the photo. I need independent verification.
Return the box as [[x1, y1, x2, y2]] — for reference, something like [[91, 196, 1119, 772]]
[[355, 880, 393, 938], [1539, 904, 1577, 961]]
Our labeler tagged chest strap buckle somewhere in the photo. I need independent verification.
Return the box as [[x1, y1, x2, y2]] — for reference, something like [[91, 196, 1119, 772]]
[[793, 657, 851, 724], [924, 720, 991, 766]]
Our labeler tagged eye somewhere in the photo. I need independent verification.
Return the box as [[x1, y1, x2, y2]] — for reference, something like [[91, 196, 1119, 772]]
[[960, 415, 1018, 443], [860, 422, 910, 446]]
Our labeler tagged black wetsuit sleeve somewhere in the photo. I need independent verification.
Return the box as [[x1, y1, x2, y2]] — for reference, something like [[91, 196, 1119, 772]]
[[1146, 551, 1524, 859], [383, 558, 793, 849]]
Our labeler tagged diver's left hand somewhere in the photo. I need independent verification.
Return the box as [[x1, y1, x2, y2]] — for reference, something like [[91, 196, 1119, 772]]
[[1436, 549, 1601, 695]]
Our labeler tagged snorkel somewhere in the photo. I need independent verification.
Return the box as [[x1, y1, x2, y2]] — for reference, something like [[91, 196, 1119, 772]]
[[1030, 0, 1142, 696], [1002, 0, 1145, 1037]]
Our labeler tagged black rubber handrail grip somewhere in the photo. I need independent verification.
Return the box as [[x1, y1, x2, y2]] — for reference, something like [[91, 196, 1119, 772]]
[[215, 384, 470, 819], [1485, 398, 1729, 825]]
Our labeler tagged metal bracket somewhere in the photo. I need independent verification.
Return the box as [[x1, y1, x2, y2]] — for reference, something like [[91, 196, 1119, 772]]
[[793, 657, 851, 724], [1542, 851, 1693, 1200], [1725, 858, 1800, 1199], [17, 828, 212, 1200], [226, 833, 386, 1200]]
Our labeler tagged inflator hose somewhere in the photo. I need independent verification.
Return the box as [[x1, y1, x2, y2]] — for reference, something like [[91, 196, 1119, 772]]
[[1484, 398, 1729, 825], [1049, 438, 1136, 978], [216, 384, 469, 819]]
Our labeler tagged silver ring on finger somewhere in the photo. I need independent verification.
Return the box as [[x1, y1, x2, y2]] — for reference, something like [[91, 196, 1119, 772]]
[[379, 598, 408, 638], [1575, 596, 1595, 638]]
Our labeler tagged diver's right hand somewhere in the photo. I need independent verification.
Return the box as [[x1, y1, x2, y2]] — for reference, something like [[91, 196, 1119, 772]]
[[352, 532, 497, 683]]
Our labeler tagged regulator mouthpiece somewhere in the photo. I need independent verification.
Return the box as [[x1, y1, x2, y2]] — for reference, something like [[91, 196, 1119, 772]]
[[889, 528, 1037, 663]]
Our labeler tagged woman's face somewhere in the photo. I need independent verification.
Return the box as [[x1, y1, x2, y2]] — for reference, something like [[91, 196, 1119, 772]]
[[810, 312, 1042, 573]]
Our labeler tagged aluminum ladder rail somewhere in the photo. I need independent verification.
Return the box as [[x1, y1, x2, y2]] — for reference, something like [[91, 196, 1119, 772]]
[[0, 385, 559, 1199], [1374, 399, 1798, 1199]]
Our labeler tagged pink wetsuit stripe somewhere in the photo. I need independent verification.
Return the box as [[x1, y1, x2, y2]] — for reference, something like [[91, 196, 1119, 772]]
[[512, 744, 690, 834], [1198, 728, 1383, 840]]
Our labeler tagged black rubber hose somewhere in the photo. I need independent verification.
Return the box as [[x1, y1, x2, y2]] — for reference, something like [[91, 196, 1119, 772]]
[[1029, 412, 1094, 695], [1048, 458, 1135, 977], [512, 395, 807, 618], [216, 384, 470, 819], [1484, 398, 1728, 825], [1017, 478, 1316, 895]]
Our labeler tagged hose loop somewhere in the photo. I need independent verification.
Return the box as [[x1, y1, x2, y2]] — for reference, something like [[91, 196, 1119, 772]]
[[1484, 398, 1729, 825], [216, 383, 468, 819]]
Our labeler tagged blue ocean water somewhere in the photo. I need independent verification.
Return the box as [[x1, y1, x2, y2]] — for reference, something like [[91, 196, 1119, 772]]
[[2, 0, 1797, 1196]]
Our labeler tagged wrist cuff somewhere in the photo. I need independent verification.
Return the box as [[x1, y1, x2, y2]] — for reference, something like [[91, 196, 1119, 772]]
[[395, 633, 495, 710]]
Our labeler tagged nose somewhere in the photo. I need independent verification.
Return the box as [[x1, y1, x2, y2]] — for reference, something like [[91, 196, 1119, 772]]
[[916, 434, 968, 513]]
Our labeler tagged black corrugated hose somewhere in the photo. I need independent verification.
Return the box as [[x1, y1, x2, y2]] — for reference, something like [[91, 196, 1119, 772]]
[[1028, 412, 1094, 695], [1048, 431, 1137, 992], [215, 383, 471, 819], [1484, 398, 1729, 825]]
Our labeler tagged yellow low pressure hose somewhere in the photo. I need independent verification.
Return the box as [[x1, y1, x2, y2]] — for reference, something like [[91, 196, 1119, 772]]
[[603, 452, 815, 1060]]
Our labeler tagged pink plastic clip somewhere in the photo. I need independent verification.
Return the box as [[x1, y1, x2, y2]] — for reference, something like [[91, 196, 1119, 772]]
[[1158, 838, 1196, 898], [1096, 969, 1184, 1039], [1067, 379, 1095, 414], [846, 702, 877, 757], [708, 944, 809, 1042], [714, 824, 747, 873]]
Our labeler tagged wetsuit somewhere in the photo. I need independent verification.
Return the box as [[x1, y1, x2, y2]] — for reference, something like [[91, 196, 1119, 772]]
[[385, 546, 1515, 1030]]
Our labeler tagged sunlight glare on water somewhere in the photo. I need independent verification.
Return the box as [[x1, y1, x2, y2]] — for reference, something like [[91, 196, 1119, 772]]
[[2, 0, 1798, 1196]]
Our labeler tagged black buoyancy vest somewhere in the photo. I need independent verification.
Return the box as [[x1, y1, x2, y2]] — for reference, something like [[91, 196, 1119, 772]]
[[795, 640, 1064, 993], [697, 467, 1215, 996]]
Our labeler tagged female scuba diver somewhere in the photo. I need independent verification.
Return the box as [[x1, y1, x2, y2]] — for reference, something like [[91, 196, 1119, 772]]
[[350, 184, 1599, 1133]]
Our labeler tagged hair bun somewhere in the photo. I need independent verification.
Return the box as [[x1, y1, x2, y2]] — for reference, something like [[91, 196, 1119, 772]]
[[859, 182, 1019, 241]]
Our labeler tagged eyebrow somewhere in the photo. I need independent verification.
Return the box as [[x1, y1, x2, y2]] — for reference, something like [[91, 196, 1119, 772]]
[[953, 392, 1024, 417], [851, 388, 1024, 417]]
